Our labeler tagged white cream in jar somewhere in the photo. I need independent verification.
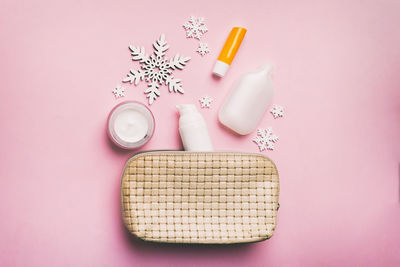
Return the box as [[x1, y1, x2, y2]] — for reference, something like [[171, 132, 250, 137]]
[[107, 101, 155, 149]]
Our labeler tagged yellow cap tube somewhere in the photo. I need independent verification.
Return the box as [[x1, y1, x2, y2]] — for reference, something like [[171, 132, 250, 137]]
[[213, 27, 247, 77]]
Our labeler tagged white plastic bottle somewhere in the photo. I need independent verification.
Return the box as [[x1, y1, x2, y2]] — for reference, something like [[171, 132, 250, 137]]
[[219, 64, 274, 135], [177, 104, 213, 151]]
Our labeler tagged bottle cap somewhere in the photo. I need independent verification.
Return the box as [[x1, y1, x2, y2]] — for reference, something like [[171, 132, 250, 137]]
[[212, 61, 230, 77], [176, 104, 197, 115]]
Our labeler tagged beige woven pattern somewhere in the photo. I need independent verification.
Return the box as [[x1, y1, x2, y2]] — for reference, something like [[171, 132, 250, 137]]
[[121, 151, 279, 244]]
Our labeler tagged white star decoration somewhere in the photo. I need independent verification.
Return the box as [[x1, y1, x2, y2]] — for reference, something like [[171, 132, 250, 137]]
[[197, 42, 210, 56], [183, 16, 208, 40], [270, 105, 284, 119], [112, 85, 125, 98], [199, 95, 213, 108], [253, 128, 279, 151]]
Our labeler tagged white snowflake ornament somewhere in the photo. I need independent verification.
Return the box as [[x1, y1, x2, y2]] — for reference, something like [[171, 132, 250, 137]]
[[122, 34, 190, 105], [199, 95, 213, 108], [197, 42, 210, 56], [253, 128, 279, 151], [112, 85, 125, 98], [183, 16, 208, 40], [270, 105, 284, 119]]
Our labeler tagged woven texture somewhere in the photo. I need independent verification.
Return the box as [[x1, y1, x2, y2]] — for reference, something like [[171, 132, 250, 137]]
[[121, 151, 280, 244]]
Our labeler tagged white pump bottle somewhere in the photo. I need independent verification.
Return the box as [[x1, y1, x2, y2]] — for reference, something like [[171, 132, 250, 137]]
[[219, 64, 274, 135], [177, 104, 213, 151]]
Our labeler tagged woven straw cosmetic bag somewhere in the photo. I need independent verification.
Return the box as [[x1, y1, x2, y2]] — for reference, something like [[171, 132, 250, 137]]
[[121, 151, 280, 244]]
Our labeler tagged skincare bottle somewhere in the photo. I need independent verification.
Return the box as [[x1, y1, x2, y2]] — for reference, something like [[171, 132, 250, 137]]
[[219, 64, 274, 135], [213, 27, 247, 77], [177, 104, 213, 151]]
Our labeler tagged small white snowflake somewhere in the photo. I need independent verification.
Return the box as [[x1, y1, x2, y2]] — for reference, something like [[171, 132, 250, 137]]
[[270, 105, 284, 119], [122, 34, 190, 105], [199, 95, 213, 108], [112, 85, 125, 98], [197, 42, 210, 56], [183, 16, 208, 40], [253, 128, 279, 151]]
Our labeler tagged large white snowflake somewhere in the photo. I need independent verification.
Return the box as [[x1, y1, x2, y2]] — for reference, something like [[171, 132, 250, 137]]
[[122, 34, 191, 105], [270, 105, 284, 119], [183, 16, 208, 40], [197, 42, 210, 56], [253, 128, 279, 151]]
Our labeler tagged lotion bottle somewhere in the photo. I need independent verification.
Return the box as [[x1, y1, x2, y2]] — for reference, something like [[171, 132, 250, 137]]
[[219, 64, 274, 135], [177, 104, 213, 151]]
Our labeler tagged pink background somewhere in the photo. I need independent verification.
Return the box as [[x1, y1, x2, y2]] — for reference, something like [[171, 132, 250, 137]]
[[1, 0, 400, 266]]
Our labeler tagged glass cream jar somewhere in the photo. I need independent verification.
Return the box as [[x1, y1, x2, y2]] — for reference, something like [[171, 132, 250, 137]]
[[107, 101, 155, 149]]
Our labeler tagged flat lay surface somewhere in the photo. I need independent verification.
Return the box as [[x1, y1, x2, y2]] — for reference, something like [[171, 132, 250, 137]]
[[1, 0, 400, 266]]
